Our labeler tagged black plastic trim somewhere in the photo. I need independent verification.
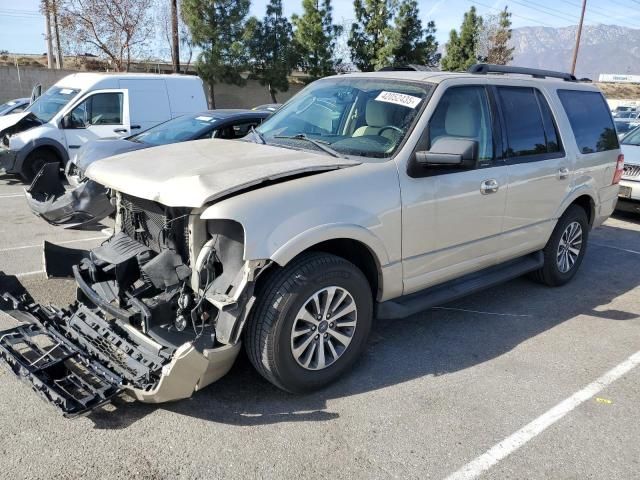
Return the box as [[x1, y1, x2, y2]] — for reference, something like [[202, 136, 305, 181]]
[[376, 251, 544, 320]]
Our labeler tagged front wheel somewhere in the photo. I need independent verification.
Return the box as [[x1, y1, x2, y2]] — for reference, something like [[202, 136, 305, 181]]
[[244, 252, 373, 393], [21, 149, 60, 183], [532, 205, 589, 286]]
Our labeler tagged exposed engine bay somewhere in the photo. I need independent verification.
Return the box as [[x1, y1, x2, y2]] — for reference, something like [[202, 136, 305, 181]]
[[0, 193, 267, 417]]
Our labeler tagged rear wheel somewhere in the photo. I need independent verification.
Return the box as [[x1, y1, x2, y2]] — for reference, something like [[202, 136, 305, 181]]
[[21, 149, 60, 183], [532, 205, 589, 286], [244, 252, 373, 393]]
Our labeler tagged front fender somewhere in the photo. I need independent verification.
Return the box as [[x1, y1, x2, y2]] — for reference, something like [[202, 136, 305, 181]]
[[200, 162, 401, 269], [12, 136, 69, 174]]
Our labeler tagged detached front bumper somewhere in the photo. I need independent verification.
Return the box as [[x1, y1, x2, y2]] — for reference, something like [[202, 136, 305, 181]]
[[25, 162, 115, 229], [0, 233, 249, 417]]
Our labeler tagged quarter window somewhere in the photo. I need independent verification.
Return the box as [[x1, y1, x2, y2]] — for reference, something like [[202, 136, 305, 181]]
[[498, 87, 560, 159], [557, 90, 619, 154]]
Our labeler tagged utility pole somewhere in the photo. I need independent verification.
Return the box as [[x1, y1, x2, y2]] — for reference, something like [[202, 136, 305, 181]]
[[43, 0, 54, 69], [570, 0, 587, 76], [171, 0, 180, 73], [52, 0, 63, 69]]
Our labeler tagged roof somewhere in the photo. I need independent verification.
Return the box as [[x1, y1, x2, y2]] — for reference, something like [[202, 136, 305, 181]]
[[192, 109, 271, 120], [331, 70, 601, 92], [52, 72, 202, 90]]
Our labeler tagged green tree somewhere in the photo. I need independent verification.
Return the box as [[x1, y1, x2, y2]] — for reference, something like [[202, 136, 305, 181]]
[[441, 6, 483, 71], [486, 6, 514, 65], [292, 0, 343, 79], [246, 0, 294, 102], [389, 0, 439, 67], [181, 0, 250, 107], [348, 0, 395, 71]]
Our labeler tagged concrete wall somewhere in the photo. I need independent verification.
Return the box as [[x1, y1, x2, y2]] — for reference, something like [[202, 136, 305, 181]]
[[0, 65, 306, 108]]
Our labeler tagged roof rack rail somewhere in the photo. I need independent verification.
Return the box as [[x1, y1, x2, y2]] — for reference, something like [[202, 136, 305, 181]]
[[468, 63, 577, 82], [378, 64, 438, 72]]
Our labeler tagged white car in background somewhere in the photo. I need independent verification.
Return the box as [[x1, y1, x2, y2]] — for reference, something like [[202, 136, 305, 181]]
[[617, 126, 640, 213]]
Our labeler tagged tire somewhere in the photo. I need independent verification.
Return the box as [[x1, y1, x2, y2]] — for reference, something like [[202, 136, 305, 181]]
[[244, 252, 373, 393], [531, 204, 589, 286], [21, 149, 60, 183]]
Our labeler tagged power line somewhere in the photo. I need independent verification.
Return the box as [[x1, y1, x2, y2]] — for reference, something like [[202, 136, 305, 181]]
[[467, 0, 556, 27], [508, 0, 578, 23], [557, 0, 640, 28]]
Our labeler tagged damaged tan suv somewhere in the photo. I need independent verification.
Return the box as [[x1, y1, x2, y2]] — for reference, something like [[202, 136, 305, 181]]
[[0, 65, 623, 417]]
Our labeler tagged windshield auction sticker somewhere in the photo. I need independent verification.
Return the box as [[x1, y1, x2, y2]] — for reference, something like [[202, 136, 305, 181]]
[[375, 91, 422, 109]]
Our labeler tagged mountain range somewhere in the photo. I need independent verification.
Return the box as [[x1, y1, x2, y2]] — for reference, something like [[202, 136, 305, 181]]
[[510, 24, 640, 80]]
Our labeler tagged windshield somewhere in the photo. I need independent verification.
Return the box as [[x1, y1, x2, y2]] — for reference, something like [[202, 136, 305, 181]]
[[622, 127, 640, 146], [26, 86, 80, 122], [131, 113, 221, 146], [256, 77, 432, 159]]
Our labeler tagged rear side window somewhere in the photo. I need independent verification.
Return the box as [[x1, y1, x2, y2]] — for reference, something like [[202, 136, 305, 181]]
[[557, 90, 619, 154], [497, 87, 562, 159]]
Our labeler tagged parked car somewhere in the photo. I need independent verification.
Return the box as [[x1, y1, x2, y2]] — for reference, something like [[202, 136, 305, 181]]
[[616, 120, 636, 139], [0, 98, 29, 116], [616, 126, 640, 213], [0, 65, 622, 417], [25, 109, 271, 228], [0, 72, 207, 181], [612, 105, 638, 118]]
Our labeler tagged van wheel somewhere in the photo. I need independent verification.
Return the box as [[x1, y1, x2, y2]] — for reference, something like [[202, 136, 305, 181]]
[[532, 205, 589, 286], [245, 252, 373, 393], [22, 150, 60, 183]]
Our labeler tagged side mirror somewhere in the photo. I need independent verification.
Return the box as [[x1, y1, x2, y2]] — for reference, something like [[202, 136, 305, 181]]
[[415, 138, 478, 168]]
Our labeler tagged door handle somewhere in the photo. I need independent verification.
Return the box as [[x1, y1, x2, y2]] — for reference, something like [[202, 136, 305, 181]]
[[113, 128, 128, 133], [558, 167, 570, 179], [130, 125, 141, 130], [480, 179, 499, 195]]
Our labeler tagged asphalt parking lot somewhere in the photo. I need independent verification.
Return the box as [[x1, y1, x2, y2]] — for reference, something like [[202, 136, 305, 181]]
[[0, 172, 638, 480]]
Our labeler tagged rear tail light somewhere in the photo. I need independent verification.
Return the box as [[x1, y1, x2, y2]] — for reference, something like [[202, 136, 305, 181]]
[[613, 154, 625, 185]]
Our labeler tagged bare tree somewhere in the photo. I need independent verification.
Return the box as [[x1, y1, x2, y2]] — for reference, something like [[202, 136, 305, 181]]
[[57, 0, 154, 72]]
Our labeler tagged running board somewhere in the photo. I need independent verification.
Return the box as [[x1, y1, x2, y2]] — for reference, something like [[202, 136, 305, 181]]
[[377, 252, 544, 320]]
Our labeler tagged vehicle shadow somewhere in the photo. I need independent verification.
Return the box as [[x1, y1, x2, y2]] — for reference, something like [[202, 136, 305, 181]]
[[88, 223, 640, 430], [0, 172, 24, 185]]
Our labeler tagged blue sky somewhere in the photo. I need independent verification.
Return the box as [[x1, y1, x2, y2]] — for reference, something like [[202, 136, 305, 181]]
[[1, 0, 640, 56]]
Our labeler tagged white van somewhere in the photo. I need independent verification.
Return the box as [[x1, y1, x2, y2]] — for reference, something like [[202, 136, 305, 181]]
[[0, 73, 208, 180]]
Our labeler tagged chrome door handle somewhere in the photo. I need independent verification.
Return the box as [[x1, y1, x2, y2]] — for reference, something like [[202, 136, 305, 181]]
[[480, 179, 499, 195], [558, 167, 570, 179]]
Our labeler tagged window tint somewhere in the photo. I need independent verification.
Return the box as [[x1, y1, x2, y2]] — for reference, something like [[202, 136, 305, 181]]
[[428, 86, 494, 162], [498, 87, 551, 158], [535, 90, 561, 153], [69, 93, 123, 127], [558, 90, 619, 154]]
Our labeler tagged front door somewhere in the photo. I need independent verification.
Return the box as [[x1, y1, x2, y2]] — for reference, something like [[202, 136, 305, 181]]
[[400, 83, 508, 294], [63, 89, 130, 154]]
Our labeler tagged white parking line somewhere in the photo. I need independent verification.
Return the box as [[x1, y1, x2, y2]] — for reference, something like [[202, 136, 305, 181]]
[[444, 349, 640, 480], [0, 235, 108, 253], [0, 194, 23, 199], [15, 270, 44, 279], [592, 242, 640, 256]]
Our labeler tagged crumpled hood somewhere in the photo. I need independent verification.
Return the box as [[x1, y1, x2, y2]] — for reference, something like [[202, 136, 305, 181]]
[[0, 112, 43, 139], [86, 138, 360, 207], [75, 137, 147, 171]]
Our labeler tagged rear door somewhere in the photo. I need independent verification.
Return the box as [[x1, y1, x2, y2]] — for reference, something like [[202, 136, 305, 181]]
[[62, 89, 130, 153], [496, 85, 570, 261]]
